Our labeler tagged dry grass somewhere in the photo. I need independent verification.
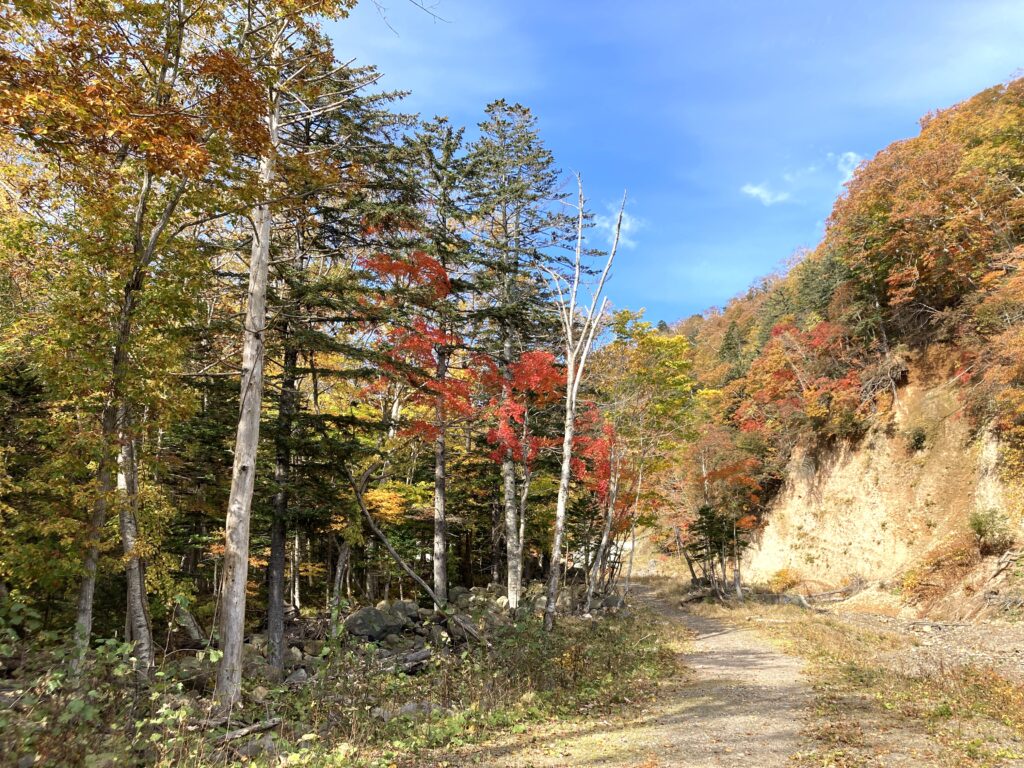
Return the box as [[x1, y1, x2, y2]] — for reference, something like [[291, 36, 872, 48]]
[[693, 600, 1024, 767]]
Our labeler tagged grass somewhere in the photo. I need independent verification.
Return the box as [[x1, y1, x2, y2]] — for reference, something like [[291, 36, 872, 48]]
[[692, 599, 1024, 768]]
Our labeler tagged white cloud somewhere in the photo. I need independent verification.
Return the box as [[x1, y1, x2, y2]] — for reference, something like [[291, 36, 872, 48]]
[[595, 205, 643, 249], [832, 151, 863, 184], [740, 183, 791, 206]]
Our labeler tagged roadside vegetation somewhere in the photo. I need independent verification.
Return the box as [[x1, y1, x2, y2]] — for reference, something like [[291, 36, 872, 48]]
[[0, 597, 675, 767]]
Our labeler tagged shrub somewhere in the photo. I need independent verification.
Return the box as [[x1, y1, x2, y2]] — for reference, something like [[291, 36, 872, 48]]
[[969, 509, 1015, 556], [907, 426, 927, 452], [767, 567, 801, 592]]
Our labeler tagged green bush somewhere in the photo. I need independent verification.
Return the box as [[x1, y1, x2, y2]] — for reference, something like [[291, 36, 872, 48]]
[[969, 509, 1015, 556], [907, 426, 927, 452]]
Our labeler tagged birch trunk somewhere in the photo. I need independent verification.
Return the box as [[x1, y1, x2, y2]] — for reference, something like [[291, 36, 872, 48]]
[[215, 95, 277, 710], [542, 180, 622, 632], [291, 530, 301, 612], [544, 393, 575, 631], [502, 452, 520, 609], [432, 347, 448, 607]]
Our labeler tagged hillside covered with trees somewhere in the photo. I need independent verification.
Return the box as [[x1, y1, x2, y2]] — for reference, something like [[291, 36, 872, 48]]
[[655, 78, 1024, 591], [2, 1, 1024, 766]]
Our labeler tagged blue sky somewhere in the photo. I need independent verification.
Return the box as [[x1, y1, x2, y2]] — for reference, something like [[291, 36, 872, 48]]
[[327, 1, 1024, 322]]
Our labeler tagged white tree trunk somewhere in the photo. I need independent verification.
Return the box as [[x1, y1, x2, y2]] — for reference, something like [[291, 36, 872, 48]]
[[432, 348, 448, 607], [544, 380, 576, 631], [502, 452, 521, 610], [541, 180, 623, 631], [215, 97, 277, 710]]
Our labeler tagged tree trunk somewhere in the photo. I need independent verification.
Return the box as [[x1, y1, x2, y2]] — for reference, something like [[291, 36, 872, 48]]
[[73, 402, 117, 662], [291, 530, 302, 612], [73, 264, 144, 662], [544, 385, 575, 631], [329, 537, 350, 639], [490, 499, 503, 585], [623, 519, 637, 596], [586, 448, 619, 612], [511, 460, 530, 609], [116, 405, 154, 675], [502, 452, 521, 609], [432, 347, 448, 607], [215, 96, 277, 710], [267, 340, 296, 675], [732, 523, 743, 599]]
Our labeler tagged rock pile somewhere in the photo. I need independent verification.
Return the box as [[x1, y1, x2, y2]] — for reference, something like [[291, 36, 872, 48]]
[[171, 581, 626, 690]]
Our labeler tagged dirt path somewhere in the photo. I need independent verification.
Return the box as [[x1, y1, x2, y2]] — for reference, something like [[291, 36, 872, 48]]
[[460, 594, 811, 768]]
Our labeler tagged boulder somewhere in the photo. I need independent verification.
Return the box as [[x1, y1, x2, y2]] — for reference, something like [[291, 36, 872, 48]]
[[286, 645, 304, 664], [496, 595, 510, 610], [601, 595, 626, 609], [345, 606, 406, 641], [284, 667, 308, 685], [391, 600, 420, 623], [448, 586, 470, 602]]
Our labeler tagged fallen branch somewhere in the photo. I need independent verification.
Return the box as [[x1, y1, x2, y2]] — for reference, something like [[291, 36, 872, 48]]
[[215, 718, 281, 744], [380, 648, 433, 673]]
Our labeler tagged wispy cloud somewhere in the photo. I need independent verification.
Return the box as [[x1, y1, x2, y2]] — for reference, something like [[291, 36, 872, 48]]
[[833, 150, 863, 184], [740, 183, 791, 206], [595, 205, 644, 249]]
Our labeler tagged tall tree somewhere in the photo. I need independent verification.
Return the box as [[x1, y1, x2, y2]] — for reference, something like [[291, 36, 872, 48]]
[[542, 179, 623, 631], [215, 0, 357, 710], [470, 100, 571, 609]]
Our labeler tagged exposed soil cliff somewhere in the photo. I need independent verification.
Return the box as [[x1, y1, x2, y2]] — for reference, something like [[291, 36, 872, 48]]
[[743, 364, 1023, 620]]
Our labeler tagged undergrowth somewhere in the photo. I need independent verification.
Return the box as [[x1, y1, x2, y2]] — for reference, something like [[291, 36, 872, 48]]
[[0, 609, 674, 767]]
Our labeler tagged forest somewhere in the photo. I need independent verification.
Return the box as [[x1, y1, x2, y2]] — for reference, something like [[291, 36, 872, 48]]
[[3, 2, 1024, 767]]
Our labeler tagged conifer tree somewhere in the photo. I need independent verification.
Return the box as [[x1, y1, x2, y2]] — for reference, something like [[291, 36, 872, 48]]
[[469, 100, 572, 609]]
